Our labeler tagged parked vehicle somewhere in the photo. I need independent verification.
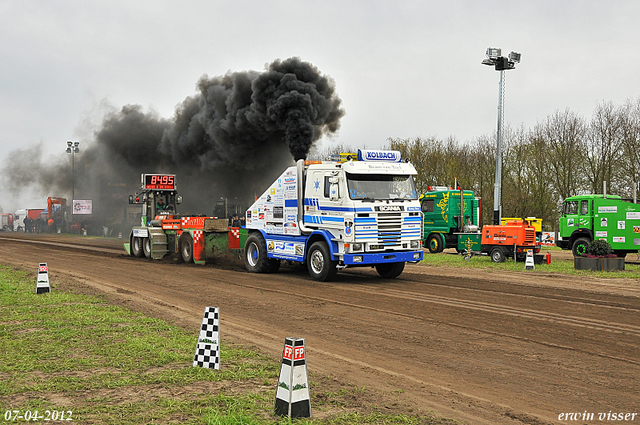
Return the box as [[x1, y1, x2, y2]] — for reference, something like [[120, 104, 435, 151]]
[[420, 187, 481, 253], [556, 194, 640, 258], [13, 208, 45, 231], [0, 213, 13, 231]]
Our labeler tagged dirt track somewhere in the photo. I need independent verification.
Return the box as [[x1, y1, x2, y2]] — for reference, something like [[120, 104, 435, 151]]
[[1, 233, 639, 424]]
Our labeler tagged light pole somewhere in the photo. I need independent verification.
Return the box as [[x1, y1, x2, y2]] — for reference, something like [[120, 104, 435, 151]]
[[482, 48, 521, 225], [66, 141, 80, 202]]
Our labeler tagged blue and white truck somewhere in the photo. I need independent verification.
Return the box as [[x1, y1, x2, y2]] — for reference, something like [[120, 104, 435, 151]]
[[243, 149, 424, 281]]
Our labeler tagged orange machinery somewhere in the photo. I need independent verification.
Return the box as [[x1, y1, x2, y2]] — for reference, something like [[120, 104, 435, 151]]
[[481, 219, 540, 263], [47, 197, 67, 221]]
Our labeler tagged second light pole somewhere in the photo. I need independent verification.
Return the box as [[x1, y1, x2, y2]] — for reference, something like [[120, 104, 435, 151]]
[[482, 48, 521, 225], [66, 140, 80, 202]]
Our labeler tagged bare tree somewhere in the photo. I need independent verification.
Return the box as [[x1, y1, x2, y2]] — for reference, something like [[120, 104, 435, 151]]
[[617, 98, 640, 198], [501, 126, 534, 218], [387, 137, 447, 193], [465, 135, 496, 225], [534, 108, 587, 202], [585, 101, 623, 194], [522, 131, 558, 225]]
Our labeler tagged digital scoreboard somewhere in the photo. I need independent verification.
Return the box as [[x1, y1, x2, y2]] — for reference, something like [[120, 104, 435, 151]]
[[144, 174, 175, 190]]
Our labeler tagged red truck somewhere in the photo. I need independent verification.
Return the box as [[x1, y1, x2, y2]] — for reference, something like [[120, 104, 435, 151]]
[[0, 213, 13, 231]]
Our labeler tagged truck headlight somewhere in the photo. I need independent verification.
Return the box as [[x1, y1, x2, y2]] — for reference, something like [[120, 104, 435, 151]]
[[353, 256, 363, 263], [413, 252, 421, 259], [410, 240, 420, 249], [353, 243, 363, 252]]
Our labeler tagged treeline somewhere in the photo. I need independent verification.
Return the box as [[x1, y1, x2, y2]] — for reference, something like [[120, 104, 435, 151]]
[[312, 98, 640, 230]]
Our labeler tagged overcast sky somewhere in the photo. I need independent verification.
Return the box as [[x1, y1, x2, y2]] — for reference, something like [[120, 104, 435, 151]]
[[2, 0, 640, 212]]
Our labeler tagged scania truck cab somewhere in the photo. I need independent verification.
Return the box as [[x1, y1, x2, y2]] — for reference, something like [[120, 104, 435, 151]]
[[244, 149, 424, 281]]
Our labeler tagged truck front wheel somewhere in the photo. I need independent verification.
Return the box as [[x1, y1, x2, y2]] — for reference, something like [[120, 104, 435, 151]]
[[376, 262, 405, 278], [307, 241, 338, 282], [572, 237, 590, 257], [426, 234, 444, 253]]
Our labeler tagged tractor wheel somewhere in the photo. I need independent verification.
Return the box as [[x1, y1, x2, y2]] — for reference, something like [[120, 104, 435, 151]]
[[426, 234, 444, 253], [490, 247, 505, 263], [307, 241, 338, 282], [571, 237, 590, 257], [143, 237, 151, 258], [179, 233, 194, 263], [131, 237, 144, 258], [375, 262, 405, 278], [244, 233, 271, 273]]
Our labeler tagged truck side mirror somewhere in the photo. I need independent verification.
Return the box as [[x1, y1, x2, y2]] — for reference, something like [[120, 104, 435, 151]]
[[328, 172, 340, 201], [329, 183, 339, 201]]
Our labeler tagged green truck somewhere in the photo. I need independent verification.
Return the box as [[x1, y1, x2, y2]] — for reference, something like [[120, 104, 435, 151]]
[[420, 187, 481, 253], [556, 194, 640, 257]]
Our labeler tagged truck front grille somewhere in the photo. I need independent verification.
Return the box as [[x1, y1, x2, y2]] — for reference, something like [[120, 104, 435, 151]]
[[354, 212, 416, 248], [377, 212, 402, 245]]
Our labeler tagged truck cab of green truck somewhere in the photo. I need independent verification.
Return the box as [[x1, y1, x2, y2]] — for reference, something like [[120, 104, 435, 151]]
[[557, 194, 640, 258], [420, 187, 481, 253]]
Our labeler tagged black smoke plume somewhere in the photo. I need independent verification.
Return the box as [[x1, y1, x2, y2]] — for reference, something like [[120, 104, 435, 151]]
[[1, 57, 344, 225]]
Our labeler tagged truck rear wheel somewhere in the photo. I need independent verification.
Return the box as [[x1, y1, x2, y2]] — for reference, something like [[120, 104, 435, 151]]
[[244, 233, 271, 273], [179, 233, 194, 263], [490, 247, 505, 263], [131, 237, 144, 258], [376, 262, 405, 278], [572, 237, 590, 257], [307, 241, 338, 282], [426, 234, 444, 253]]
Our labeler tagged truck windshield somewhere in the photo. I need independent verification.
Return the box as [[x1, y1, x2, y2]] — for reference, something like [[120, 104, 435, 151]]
[[346, 173, 418, 200], [564, 201, 578, 215]]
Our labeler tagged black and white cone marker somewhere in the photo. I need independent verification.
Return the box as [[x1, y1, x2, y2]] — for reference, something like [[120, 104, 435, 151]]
[[193, 306, 220, 370], [36, 263, 50, 294], [525, 249, 535, 270], [275, 337, 311, 418]]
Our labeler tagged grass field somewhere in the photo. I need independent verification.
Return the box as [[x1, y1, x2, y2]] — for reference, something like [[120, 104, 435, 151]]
[[0, 264, 455, 425], [420, 247, 640, 279]]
